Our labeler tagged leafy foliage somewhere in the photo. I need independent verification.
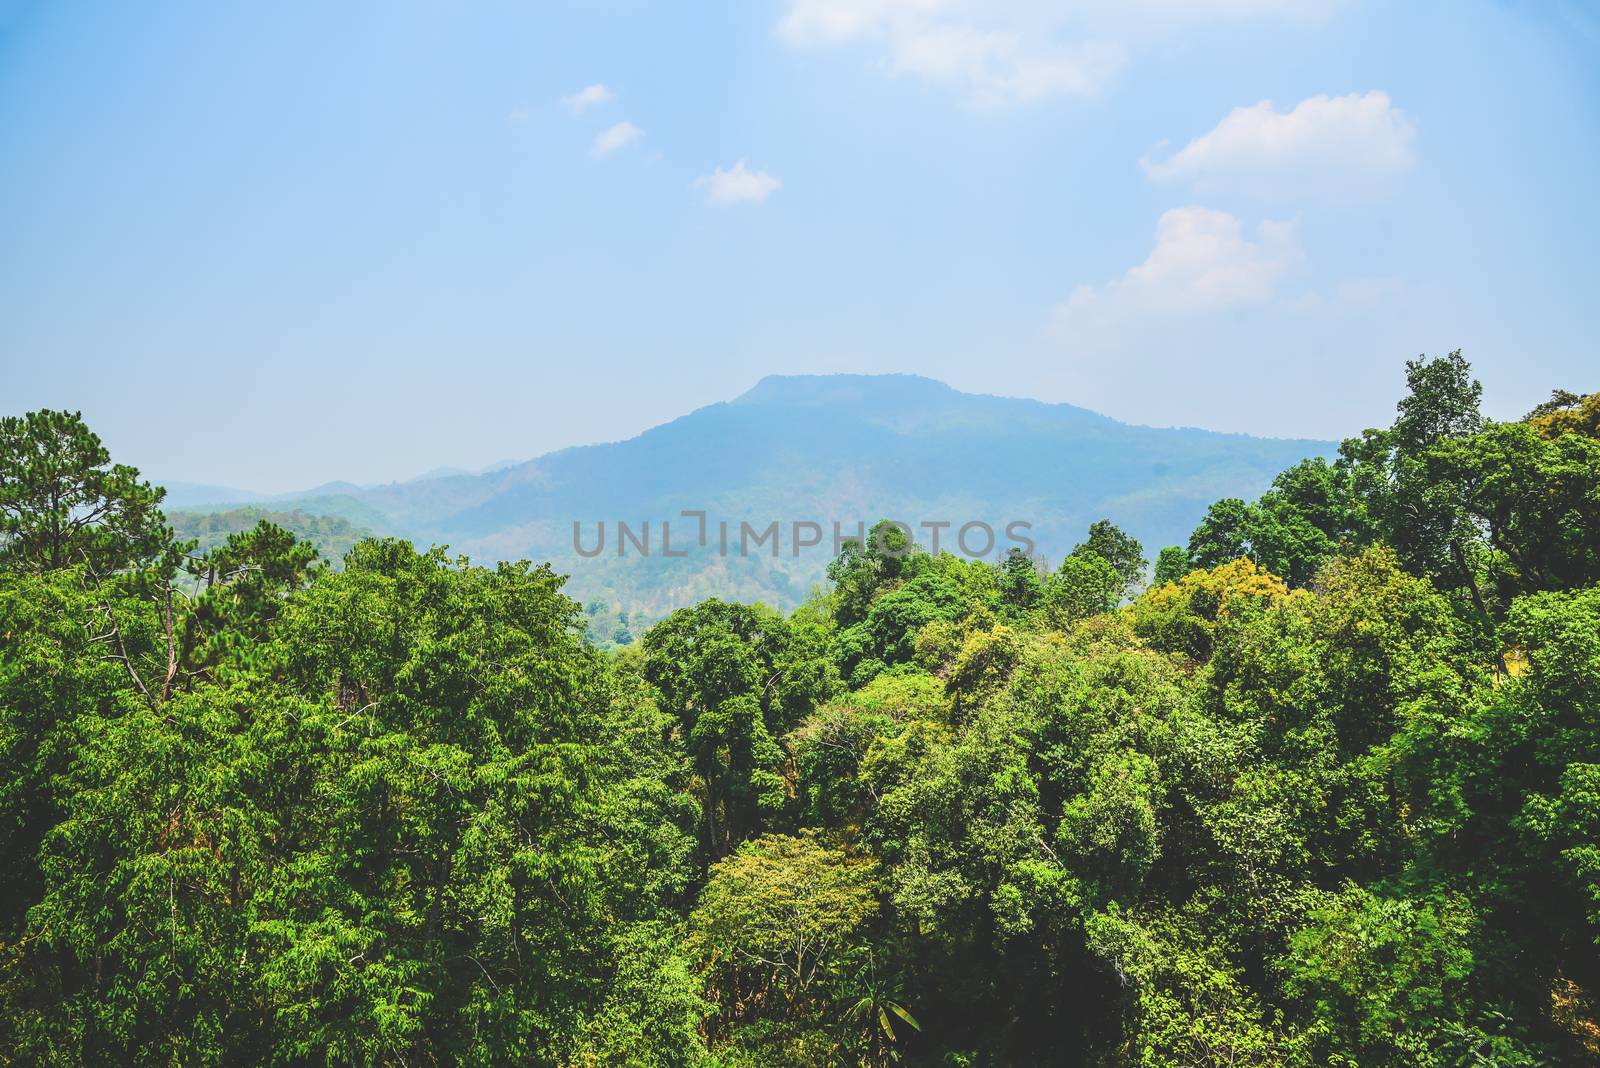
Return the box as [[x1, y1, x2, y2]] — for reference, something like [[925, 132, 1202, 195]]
[[2, 356, 1598, 1066], [0, 409, 171, 574]]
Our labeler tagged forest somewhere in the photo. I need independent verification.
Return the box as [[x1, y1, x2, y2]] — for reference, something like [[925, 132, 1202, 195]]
[[1, 352, 1598, 1066]]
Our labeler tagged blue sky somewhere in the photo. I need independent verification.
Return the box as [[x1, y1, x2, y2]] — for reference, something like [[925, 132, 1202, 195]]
[[2, 0, 1596, 491]]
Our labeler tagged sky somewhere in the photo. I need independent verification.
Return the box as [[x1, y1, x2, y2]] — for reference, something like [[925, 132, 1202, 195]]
[[1, 0, 1596, 492]]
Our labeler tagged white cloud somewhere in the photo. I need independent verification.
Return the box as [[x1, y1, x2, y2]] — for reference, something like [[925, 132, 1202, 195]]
[[776, 0, 940, 46], [591, 121, 643, 157], [1116, 0, 1336, 15], [1053, 207, 1304, 334], [775, 0, 1332, 107], [776, 1, 1122, 106], [1143, 91, 1416, 193], [562, 83, 616, 114], [776, 0, 1328, 45], [888, 24, 1122, 106], [695, 160, 782, 205]]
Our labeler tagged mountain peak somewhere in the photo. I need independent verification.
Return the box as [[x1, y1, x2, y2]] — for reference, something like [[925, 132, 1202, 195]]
[[733, 373, 958, 408]]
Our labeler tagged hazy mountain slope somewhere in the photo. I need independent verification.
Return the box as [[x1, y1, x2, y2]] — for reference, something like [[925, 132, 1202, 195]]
[[192, 374, 1332, 619], [156, 481, 269, 510], [169, 507, 374, 564]]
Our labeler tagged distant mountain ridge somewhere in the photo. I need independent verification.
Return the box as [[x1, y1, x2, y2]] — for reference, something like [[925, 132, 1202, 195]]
[[169, 374, 1333, 619]]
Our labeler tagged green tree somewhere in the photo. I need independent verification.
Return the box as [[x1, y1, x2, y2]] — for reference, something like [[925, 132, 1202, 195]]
[[998, 546, 1042, 612], [1339, 351, 1491, 617], [1188, 497, 1253, 571], [828, 520, 913, 629], [1152, 545, 1189, 586], [1040, 552, 1121, 629], [691, 833, 878, 1044], [835, 563, 970, 684], [1185, 461, 1368, 587], [1391, 349, 1483, 455], [643, 600, 832, 857], [0, 410, 171, 575], [1526, 389, 1600, 439], [0, 570, 128, 939], [8, 539, 700, 1065], [1283, 884, 1477, 1065], [1072, 519, 1147, 600]]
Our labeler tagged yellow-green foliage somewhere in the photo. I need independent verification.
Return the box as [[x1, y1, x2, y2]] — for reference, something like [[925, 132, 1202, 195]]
[[1527, 391, 1600, 440], [1128, 556, 1292, 662], [844, 669, 950, 721], [944, 623, 1023, 721], [690, 832, 878, 1006]]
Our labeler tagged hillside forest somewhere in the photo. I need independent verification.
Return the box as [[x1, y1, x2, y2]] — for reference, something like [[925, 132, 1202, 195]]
[[157, 372, 1326, 628], [1, 352, 1599, 1066]]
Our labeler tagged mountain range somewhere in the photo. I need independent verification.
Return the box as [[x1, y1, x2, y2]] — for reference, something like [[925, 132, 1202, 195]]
[[162, 374, 1333, 620]]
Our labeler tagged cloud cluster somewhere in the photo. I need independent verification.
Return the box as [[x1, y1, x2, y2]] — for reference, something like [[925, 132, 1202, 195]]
[[1055, 84, 1414, 345], [560, 85, 780, 204], [1143, 90, 1415, 194], [592, 120, 643, 157], [562, 83, 616, 114], [775, 0, 1338, 107], [1053, 207, 1304, 334], [776, 0, 1123, 106], [694, 160, 783, 205]]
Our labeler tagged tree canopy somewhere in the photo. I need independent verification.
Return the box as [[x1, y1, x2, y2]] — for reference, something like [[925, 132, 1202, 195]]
[[2, 358, 1598, 1065]]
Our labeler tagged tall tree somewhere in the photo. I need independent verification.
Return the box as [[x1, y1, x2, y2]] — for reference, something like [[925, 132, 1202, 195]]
[[998, 546, 1042, 612], [1188, 497, 1253, 571], [1152, 545, 1189, 586], [643, 600, 831, 858], [0, 410, 171, 575], [1391, 349, 1483, 455], [1071, 519, 1147, 600]]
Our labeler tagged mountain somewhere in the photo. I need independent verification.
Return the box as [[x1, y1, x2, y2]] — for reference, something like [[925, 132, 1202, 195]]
[[156, 480, 269, 510], [174, 374, 1333, 620], [168, 507, 373, 565], [407, 466, 473, 482]]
